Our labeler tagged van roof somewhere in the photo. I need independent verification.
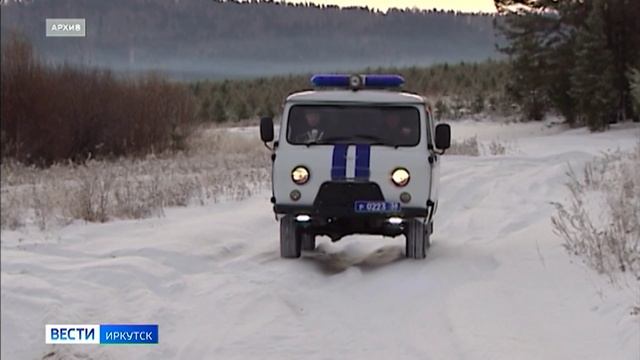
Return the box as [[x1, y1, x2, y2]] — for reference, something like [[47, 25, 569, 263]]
[[286, 90, 425, 105]]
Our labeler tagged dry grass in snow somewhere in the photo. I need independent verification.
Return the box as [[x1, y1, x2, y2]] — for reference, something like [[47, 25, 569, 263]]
[[1, 126, 269, 230], [552, 143, 640, 286], [446, 136, 516, 156]]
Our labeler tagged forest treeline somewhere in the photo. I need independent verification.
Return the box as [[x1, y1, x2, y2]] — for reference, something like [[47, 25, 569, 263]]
[[6, 28, 639, 166], [4, 0, 640, 165], [0, 0, 498, 78], [0, 34, 512, 165], [189, 60, 512, 123], [495, 0, 640, 130]]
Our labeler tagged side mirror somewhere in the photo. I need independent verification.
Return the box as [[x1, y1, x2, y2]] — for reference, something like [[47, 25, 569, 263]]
[[435, 123, 451, 151], [260, 117, 274, 143]]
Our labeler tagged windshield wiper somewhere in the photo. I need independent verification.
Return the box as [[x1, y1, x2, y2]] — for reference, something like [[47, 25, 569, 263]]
[[318, 134, 395, 147], [317, 136, 351, 143], [304, 140, 321, 147], [302, 135, 401, 147], [301, 136, 351, 146], [350, 134, 388, 143]]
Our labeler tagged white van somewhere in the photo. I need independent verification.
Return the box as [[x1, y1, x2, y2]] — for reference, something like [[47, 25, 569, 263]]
[[260, 74, 451, 259]]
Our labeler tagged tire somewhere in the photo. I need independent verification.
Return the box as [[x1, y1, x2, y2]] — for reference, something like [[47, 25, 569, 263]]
[[280, 216, 301, 258], [405, 219, 430, 259], [300, 233, 316, 251]]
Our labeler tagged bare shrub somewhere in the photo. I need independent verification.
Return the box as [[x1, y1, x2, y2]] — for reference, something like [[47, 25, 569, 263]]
[[488, 140, 507, 155], [68, 166, 115, 223], [30, 182, 55, 230], [551, 144, 640, 283], [113, 175, 163, 219], [447, 136, 480, 156], [1, 35, 196, 165], [432, 136, 514, 156], [483, 139, 519, 156], [445, 134, 516, 157], [0, 189, 24, 230]]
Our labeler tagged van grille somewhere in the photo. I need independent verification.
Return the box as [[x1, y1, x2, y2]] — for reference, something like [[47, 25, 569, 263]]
[[313, 182, 384, 208]]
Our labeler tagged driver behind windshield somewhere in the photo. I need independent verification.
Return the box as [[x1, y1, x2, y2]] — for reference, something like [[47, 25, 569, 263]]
[[382, 113, 415, 140], [293, 110, 325, 143]]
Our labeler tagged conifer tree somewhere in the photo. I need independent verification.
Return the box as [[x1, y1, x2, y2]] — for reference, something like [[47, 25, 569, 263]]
[[498, 15, 549, 120], [472, 93, 485, 114], [212, 98, 227, 123], [198, 96, 211, 122], [260, 97, 275, 118], [570, 0, 617, 131], [630, 67, 640, 117], [435, 100, 449, 120], [495, 0, 640, 128], [235, 100, 249, 121]]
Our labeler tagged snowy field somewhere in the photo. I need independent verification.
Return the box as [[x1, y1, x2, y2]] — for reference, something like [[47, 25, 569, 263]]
[[1, 121, 639, 359]]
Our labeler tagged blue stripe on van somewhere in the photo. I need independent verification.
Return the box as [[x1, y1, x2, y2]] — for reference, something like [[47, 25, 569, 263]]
[[355, 144, 371, 180], [331, 144, 348, 180]]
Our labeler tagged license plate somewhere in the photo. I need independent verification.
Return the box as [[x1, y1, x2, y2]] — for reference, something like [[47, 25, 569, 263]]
[[354, 201, 401, 213]]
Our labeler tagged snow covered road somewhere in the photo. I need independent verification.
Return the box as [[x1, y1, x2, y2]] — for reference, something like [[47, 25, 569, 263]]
[[2, 123, 639, 359]]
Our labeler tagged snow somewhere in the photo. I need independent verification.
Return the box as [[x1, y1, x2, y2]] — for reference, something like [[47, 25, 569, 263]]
[[2, 122, 639, 359], [448, 117, 566, 142]]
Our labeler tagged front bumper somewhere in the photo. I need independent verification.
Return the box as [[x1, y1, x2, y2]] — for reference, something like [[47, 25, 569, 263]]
[[273, 204, 428, 218], [274, 204, 428, 240]]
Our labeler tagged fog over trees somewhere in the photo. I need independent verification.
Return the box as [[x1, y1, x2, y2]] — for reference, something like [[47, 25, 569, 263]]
[[1, 0, 499, 78]]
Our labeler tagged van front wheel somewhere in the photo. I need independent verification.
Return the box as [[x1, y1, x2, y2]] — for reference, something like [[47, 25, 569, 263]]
[[280, 216, 301, 258], [405, 219, 430, 259]]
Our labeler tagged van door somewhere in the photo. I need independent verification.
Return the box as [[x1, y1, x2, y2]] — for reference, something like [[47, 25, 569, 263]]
[[426, 109, 440, 221]]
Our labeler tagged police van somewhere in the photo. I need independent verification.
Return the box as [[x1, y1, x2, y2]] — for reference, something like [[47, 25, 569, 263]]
[[260, 74, 451, 259]]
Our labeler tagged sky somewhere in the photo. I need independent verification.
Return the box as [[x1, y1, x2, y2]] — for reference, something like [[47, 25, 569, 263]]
[[279, 0, 497, 12]]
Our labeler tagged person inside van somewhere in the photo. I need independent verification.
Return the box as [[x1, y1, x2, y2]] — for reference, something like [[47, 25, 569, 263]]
[[383, 113, 415, 144], [295, 110, 325, 143]]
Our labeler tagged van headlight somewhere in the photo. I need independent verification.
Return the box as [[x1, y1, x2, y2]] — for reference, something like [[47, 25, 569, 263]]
[[291, 166, 310, 185], [391, 168, 410, 187]]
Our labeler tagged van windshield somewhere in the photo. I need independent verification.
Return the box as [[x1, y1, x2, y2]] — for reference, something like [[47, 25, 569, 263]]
[[286, 105, 420, 146]]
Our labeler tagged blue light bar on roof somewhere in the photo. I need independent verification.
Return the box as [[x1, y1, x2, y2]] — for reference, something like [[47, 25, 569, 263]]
[[310, 74, 405, 88], [310, 74, 351, 87], [363, 74, 405, 88]]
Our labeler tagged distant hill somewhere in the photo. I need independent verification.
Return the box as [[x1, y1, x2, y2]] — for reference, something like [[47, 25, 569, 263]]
[[1, 0, 501, 79]]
